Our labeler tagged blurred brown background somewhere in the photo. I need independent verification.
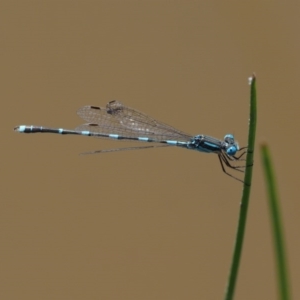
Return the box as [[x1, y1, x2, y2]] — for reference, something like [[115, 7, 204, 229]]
[[2, 1, 299, 299]]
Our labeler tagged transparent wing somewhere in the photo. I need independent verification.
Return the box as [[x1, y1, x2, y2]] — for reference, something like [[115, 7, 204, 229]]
[[76, 100, 192, 142], [80, 144, 172, 155]]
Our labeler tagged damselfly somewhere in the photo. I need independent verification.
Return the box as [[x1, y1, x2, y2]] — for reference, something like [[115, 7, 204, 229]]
[[14, 100, 247, 182]]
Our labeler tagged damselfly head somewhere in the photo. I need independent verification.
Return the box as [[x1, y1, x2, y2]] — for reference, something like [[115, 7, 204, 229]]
[[223, 134, 239, 156]]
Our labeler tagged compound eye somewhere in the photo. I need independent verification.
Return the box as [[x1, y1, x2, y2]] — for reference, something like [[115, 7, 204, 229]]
[[224, 134, 235, 144], [226, 146, 237, 156], [224, 134, 234, 139]]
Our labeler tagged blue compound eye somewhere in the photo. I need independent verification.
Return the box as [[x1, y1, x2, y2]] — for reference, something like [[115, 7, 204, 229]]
[[224, 134, 235, 144], [224, 134, 234, 140], [226, 146, 237, 156]]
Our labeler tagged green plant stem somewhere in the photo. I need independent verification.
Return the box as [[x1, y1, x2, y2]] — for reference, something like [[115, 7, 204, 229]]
[[261, 144, 291, 300], [224, 75, 257, 300]]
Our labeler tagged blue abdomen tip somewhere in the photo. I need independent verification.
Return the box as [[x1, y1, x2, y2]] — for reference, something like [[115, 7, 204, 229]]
[[17, 125, 26, 132]]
